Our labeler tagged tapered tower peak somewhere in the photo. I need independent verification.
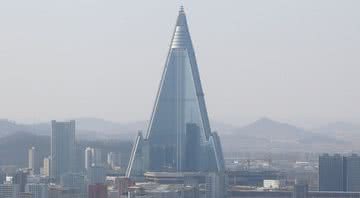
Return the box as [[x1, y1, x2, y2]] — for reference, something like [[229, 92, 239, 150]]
[[176, 6, 187, 27], [172, 7, 191, 49], [179, 5, 184, 13]]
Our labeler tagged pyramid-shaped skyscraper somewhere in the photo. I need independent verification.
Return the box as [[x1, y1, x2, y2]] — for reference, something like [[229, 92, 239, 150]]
[[126, 7, 225, 178]]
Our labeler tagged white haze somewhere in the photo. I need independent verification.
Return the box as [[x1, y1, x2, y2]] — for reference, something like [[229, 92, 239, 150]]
[[0, 0, 359, 128]]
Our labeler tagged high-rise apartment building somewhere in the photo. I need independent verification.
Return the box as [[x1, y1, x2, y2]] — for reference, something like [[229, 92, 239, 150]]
[[85, 147, 93, 170], [92, 148, 102, 166], [42, 157, 50, 177], [60, 173, 86, 197], [293, 180, 308, 198], [0, 183, 19, 198], [50, 120, 76, 182], [205, 172, 226, 198], [107, 152, 121, 168], [25, 183, 48, 198], [0, 171, 6, 184], [87, 166, 106, 185], [319, 153, 360, 192], [319, 154, 344, 191], [88, 184, 107, 198], [85, 147, 103, 170], [126, 6, 225, 179], [344, 154, 360, 192], [29, 147, 40, 175], [18, 192, 32, 198], [48, 184, 83, 198], [74, 145, 85, 173], [13, 171, 28, 193]]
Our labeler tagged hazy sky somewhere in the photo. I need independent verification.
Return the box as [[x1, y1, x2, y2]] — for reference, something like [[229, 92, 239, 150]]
[[0, 0, 359, 127]]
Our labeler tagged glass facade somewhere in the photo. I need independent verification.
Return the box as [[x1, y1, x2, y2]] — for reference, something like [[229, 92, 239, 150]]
[[126, 8, 224, 178], [147, 47, 209, 172]]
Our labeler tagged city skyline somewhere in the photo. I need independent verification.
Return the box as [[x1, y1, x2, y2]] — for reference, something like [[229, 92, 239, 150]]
[[0, 1, 359, 127], [1, 2, 360, 198]]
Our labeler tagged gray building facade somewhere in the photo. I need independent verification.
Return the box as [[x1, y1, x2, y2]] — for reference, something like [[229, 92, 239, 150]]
[[25, 183, 48, 198], [50, 120, 76, 182], [319, 154, 344, 191], [319, 153, 360, 192], [344, 154, 360, 192]]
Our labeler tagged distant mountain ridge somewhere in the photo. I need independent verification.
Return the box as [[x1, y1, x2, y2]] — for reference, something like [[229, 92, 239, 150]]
[[0, 117, 359, 152], [314, 121, 360, 134], [0, 119, 49, 137], [221, 117, 348, 152], [0, 118, 144, 140]]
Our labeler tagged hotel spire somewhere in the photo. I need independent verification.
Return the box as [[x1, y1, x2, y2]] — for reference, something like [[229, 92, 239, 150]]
[[126, 7, 224, 178]]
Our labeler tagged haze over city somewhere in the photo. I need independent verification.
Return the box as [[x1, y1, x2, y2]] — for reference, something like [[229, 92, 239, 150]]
[[1, 0, 359, 127], [2, 1, 360, 198]]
